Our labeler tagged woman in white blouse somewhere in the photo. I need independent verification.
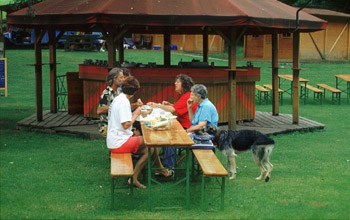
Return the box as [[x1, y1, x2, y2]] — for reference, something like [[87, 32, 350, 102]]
[[107, 76, 172, 188]]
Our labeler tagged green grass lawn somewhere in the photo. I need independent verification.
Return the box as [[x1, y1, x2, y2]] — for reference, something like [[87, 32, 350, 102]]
[[1, 48, 349, 219]]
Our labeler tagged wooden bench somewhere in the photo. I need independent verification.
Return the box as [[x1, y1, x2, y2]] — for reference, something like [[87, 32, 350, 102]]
[[192, 149, 228, 211], [263, 84, 284, 105], [300, 84, 324, 104], [111, 153, 134, 210], [255, 85, 269, 104], [317, 83, 342, 104]]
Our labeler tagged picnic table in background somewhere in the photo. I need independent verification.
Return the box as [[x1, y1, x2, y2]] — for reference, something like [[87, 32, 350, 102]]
[[278, 74, 309, 105], [335, 74, 350, 104], [141, 119, 194, 211]]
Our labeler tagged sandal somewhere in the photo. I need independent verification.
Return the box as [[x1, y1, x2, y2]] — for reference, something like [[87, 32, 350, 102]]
[[155, 169, 174, 177], [128, 178, 147, 189]]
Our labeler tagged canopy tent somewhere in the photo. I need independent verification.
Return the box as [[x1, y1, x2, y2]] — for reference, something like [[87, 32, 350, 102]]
[[7, 0, 326, 33], [7, 0, 327, 129]]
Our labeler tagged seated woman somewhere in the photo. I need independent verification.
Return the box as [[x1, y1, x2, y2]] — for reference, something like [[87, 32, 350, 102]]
[[107, 76, 171, 188], [187, 84, 219, 134], [147, 74, 198, 167]]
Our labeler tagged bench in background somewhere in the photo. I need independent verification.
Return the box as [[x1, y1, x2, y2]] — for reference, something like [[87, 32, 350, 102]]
[[300, 84, 324, 104], [317, 84, 342, 104], [263, 84, 284, 105], [255, 85, 269, 104]]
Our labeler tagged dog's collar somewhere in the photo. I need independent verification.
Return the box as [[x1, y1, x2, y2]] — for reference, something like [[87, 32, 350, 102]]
[[213, 130, 221, 145]]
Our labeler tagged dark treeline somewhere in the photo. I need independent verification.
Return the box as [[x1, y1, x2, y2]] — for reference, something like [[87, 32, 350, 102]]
[[279, 0, 350, 14]]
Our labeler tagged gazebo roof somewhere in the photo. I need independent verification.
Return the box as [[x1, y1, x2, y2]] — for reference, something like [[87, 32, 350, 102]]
[[7, 0, 326, 34], [303, 8, 350, 19]]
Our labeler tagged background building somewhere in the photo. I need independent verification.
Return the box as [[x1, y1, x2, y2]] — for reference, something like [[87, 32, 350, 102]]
[[244, 8, 350, 61]]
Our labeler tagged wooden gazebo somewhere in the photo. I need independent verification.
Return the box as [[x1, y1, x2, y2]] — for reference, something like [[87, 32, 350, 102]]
[[7, 0, 327, 129]]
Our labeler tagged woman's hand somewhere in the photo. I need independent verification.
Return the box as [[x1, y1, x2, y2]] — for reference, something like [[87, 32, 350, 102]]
[[133, 107, 142, 117], [187, 98, 193, 109], [146, 102, 157, 107], [162, 101, 171, 105], [136, 99, 143, 107]]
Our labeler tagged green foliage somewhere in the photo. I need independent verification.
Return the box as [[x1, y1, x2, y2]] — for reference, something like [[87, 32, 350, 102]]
[[279, 0, 350, 13], [9, 0, 44, 17], [1, 49, 350, 219]]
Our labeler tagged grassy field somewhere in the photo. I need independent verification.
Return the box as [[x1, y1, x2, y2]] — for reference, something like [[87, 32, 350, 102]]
[[0, 48, 349, 219]]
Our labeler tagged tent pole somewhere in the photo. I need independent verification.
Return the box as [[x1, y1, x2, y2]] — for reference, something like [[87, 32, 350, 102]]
[[49, 30, 57, 113], [293, 31, 300, 124], [228, 29, 237, 130], [272, 30, 279, 115]]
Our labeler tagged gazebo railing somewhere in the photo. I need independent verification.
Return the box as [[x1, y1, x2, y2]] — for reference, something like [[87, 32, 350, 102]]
[[56, 75, 67, 111]]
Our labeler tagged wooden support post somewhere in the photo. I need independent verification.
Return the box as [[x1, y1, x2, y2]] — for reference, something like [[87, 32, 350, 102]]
[[48, 30, 57, 113], [347, 22, 350, 61], [228, 30, 237, 130], [164, 30, 171, 67], [118, 38, 124, 65], [107, 32, 116, 69], [203, 29, 209, 63], [34, 29, 44, 121], [272, 31, 279, 115], [324, 27, 327, 58], [293, 31, 300, 124], [0, 11, 2, 33]]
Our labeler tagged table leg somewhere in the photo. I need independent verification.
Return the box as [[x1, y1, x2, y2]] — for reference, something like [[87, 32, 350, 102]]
[[336, 77, 339, 89], [147, 147, 152, 212], [304, 82, 307, 105], [347, 82, 349, 104], [186, 148, 190, 209]]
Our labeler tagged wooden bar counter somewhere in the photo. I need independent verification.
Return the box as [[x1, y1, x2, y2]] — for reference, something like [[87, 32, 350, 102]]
[[78, 65, 260, 123]]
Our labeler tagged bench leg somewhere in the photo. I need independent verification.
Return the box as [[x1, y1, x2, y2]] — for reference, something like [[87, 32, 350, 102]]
[[201, 175, 206, 211], [192, 152, 195, 181], [280, 92, 283, 105], [130, 177, 134, 195], [147, 147, 152, 212], [221, 177, 226, 211], [111, 177, 115, 210], [200, 176, 226, 211]]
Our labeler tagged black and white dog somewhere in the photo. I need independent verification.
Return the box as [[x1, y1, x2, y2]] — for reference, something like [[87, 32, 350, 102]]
[[216, 130, 274, 182]]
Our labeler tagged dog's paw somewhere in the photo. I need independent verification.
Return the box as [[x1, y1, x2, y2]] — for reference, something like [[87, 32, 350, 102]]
[[229, 174, 236, 180], [255, 176, 263, 181]]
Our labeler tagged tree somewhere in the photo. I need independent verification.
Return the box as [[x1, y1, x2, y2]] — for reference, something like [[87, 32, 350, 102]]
[[279, 0, 350, 13], [10, 0, 45, 17]]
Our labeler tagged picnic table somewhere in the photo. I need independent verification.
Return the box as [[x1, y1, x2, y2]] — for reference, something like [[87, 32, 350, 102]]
[[141, 118, 194, 211], [335, 74, 350, 104], [278, 74, 309, 104]]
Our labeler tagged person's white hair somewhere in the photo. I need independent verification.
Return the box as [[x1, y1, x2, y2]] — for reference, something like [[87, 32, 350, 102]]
[[191, 84, 207, 99]]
